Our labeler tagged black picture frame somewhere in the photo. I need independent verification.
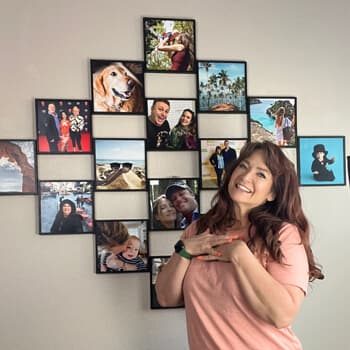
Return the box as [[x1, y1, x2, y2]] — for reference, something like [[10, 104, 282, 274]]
[[94, 138, 147, 191], [39, 180, 94, 234], [149, 255, 183, 309], [148, 177, 200, 231], [143, 17, 196, 73], [248, 96, 297, 147], [199, 138, 247, 189], [197, 60, 247, 113], [297, 136, 346, 186], [35, 98, 92, 154], [0, 139, 37, 195], [145, 98, 198, 151], [90, 59, 145, 115], [95, 219, 149, 274]]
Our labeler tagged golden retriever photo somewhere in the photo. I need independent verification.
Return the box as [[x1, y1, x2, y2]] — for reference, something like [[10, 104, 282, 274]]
[[91, 60, 144, 113]]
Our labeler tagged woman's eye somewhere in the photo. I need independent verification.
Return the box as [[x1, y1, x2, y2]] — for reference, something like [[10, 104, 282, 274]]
[[239, 163, 247, 169], [257, 172, 266, 179]]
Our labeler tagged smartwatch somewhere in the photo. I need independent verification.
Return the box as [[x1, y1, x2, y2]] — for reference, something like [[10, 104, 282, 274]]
[[174, 240, 192, 260]]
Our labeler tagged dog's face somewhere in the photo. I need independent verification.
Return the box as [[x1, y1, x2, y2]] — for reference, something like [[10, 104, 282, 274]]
[[95, 64, 140, 101]]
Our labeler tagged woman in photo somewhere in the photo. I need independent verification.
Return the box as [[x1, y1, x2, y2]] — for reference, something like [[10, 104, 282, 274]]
[[59, 111, 70, 152], [152, 194, 177, 229], [156, 141, 324, 349], [50, 199, 83, 233], [168, 109, 197, 150], [209, 145, 225, 187]]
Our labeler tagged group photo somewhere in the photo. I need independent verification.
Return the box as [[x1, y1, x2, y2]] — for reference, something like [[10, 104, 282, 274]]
[[146, 98, 197, 151], [36, 99, 92, 154], [148, 178, 199, 230]]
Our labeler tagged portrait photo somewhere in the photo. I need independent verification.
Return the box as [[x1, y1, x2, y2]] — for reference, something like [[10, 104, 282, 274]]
[[39, 181, 93, 234], [90, 59, 145, 114], [95, 220, 148, 274], [200, 138, 247, 189], [298, 136, 346, 186], [0, 139, 37, 195], [35, 99, 92, 154], [148, 178, 199, 230], [143, 17, 196, 73], [146, 98, 197, 151], [94, 139, 146, 191], [149, 256, 183, 309], [197, 60, 247, 113], [248, 97, 297, 147]]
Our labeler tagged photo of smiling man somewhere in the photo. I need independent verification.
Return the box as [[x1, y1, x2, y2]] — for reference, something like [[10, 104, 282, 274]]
[[146, 99, 171, 150]]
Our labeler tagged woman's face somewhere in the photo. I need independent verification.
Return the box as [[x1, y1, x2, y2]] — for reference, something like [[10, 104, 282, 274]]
[[61, 112, 67, 120], [156, 197, 177, 224], [228, 150, 275, 216], [180, 111, 192, 127], [62, 203, 72, 217]]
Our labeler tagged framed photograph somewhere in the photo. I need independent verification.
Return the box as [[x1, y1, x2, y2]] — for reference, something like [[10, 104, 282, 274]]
[[248, 97, 297, 147], [95, 219, 148, 274], [200, 138, 247, 189], [143, 17, 196, 73], [90, 59, 145, 114], [146, 98, 197, 151], [39, 181, 94, 234], [35, 99, 92, 154], [149, 255, 183, 309], [148, 178, 199, 230], [297, 136, 346, 186], [94, 138, 146, 191], [0, 139, 37, 195], [197, 60, 247, 113]]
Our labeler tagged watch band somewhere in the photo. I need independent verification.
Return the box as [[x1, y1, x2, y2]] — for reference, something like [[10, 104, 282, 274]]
[[174, 240, 193, 260], [178, 247, 192, 260]]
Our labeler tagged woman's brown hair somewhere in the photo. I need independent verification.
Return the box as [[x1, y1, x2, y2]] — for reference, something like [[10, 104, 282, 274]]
[[196, 141, 324, 281]]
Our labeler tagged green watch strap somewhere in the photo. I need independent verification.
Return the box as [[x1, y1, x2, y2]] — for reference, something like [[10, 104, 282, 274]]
[[178, 247, 192, 260]]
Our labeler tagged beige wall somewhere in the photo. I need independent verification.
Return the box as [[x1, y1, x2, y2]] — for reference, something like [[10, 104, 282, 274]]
[[0, 0, 349, 349]]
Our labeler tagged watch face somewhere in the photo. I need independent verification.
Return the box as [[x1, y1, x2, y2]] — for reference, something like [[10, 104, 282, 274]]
[[174, 240, 184, 253]]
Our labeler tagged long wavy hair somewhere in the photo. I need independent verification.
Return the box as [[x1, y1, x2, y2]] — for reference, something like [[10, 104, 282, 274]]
[[174, 109, 196, 135], [196, 141, 324, 281], [177, 33, 194, 70]]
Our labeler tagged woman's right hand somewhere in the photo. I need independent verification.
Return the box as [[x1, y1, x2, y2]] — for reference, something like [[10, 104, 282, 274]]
[[183, 229, 240, 257]]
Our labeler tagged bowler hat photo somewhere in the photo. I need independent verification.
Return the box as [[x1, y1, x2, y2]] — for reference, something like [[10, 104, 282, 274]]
[[312, 144, 328, 158]]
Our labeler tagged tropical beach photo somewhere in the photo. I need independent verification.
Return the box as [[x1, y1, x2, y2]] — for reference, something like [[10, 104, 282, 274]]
[[248, 97, 297, 147], [197, 60, 247, 113], [143, 17, 196, 73], [94, 139, 146, 191], [0, 140, 36, 194]]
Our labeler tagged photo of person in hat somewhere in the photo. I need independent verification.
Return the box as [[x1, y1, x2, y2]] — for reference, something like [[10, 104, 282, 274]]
[[165, 182, 199, 229], [311, 144, 335, 181]]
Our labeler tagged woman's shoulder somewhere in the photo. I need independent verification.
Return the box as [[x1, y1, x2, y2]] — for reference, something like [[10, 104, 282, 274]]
[[278, 222, 302, 244]]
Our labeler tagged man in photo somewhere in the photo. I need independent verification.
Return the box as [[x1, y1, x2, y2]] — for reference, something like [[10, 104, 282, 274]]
[[146, 99, 170, 150], [45, 103, 60, 152], [165, 182, 199, 229], [222, 139, 237, 170]]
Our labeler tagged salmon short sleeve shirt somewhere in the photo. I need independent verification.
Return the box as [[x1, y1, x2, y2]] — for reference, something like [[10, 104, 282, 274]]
[[181, 222, 309, 350]]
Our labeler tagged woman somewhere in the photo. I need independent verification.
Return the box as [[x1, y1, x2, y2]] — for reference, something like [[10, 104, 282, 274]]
[[50, 199, 83, 233], [157, 32, 194, 72], [152, 194, 177, 229], [59, 111, 70, 152], [209, 145, 225, 187], [168, 109, 197, 150], [156, 141, 323, 349]]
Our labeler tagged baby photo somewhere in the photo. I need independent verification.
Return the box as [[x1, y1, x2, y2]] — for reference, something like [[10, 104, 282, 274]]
[[95, 220, 148, 273]]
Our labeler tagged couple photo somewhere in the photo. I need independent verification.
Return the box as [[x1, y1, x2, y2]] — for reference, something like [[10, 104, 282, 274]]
[[149, 178, 199, 230]]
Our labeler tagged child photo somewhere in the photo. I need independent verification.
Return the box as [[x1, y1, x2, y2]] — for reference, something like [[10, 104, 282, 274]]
[[95, 220, 148, 273], [35, 99, 92, 154], [298, 136, 345, 186], [0, 139, 37, 195], [148, 178, 199, 230], [146, 98, 197, 151], [143, 17, 196, 73], [200, 139, 247, 189], [94, 139, 146, 191], [39, 181, 93, 234], [197, 60, 247, 113], [90, 60, 145, 114], [248, 97, 297, 147]]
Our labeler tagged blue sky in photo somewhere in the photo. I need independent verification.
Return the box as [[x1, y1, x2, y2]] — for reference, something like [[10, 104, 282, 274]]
[[298, 137, 345, 185], [198, 62, 245, 84], [95, 140, 145, 161]]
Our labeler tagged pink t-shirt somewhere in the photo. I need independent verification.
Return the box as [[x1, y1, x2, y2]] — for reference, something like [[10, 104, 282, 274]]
[[181, 223, 309, 350]]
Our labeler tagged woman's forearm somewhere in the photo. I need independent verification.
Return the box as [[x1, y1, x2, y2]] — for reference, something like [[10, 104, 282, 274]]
[[155, 253, 190, 307]]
